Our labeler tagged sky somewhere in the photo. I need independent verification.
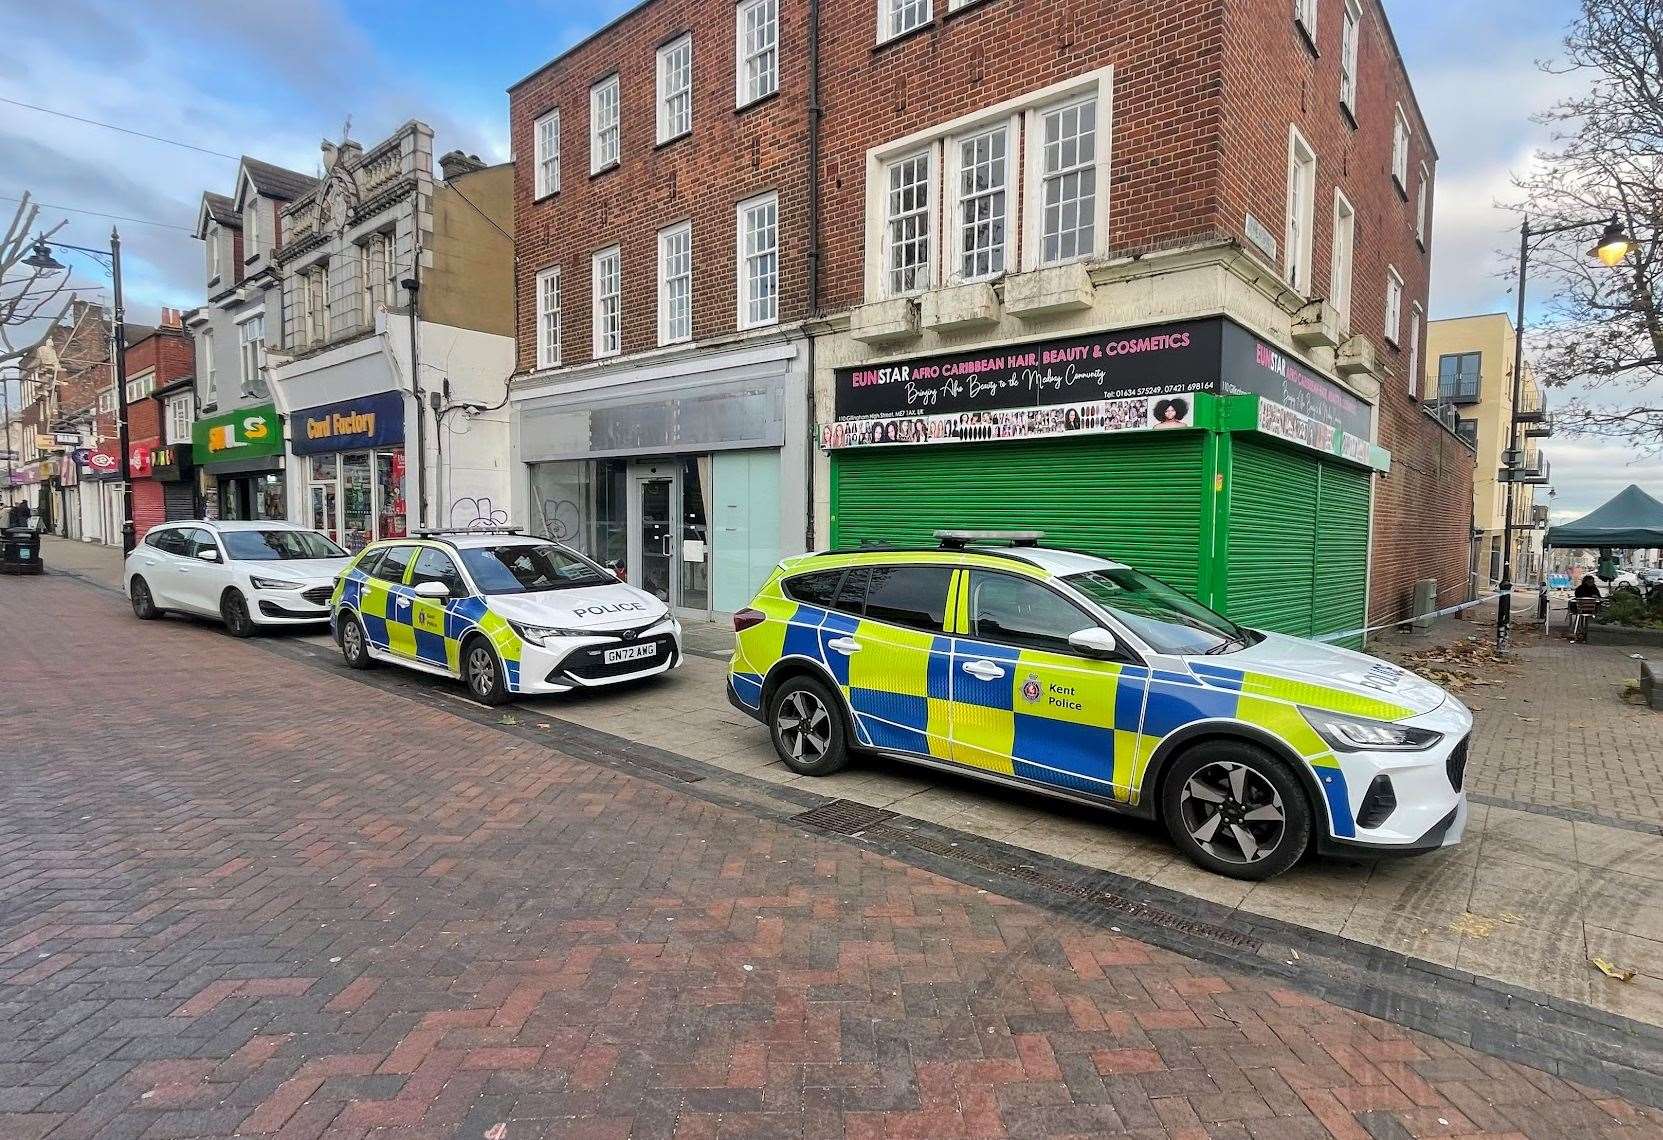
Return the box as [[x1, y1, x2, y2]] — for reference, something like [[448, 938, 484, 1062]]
[[1, 0, 1656, 521]]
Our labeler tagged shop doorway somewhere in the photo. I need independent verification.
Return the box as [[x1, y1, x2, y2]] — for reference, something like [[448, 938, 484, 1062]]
[[627, 457, 710, 619]]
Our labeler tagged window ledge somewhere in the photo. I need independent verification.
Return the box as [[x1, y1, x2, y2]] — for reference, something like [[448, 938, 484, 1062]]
[[873, 20, 934, 53], [735, 88, 781, 115], [1392, 175, 1408, 200], [532, 189, 560, 204], [1005, 262, 1095, 319], [850, 296, 921, 344], [243, 254, 260, 266], [1416, 235, 1427, 253], [1339, 101, 1358, 130], [589, 160, 621, 180], [654, 129, 692, 151], [1295, 19, 1319, 57]]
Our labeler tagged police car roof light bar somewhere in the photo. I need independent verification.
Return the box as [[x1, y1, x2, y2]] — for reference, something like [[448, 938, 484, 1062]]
[[413, 526, 525, 537], [935, 529, 1046, 549]]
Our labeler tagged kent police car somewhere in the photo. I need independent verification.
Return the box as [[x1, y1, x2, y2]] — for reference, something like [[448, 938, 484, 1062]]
[[727, 531, 1469, 880], [330, 528, 682, 704]]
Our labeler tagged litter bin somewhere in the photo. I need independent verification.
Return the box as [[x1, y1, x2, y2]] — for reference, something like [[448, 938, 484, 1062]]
[[1, 527, 43, 574]]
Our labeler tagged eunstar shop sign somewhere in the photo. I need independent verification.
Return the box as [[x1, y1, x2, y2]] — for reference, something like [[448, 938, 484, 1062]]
[[192, 403, 283, 464]]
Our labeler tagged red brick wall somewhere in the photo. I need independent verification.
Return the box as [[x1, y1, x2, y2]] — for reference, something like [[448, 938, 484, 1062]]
[[123, 328, 194, 445], [509, 0, 812, 374]]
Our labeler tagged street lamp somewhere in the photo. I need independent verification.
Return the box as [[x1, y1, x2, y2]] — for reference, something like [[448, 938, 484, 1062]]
[[23, 229, 136, 555], [1496, 214, 1638, 649]]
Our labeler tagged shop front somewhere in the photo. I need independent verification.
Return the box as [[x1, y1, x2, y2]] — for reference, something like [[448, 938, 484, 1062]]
[[192, 403, 286, 524], [290, 391, 407, 552], [514, 340, 809, 618], [822, 317, 1386, 644]]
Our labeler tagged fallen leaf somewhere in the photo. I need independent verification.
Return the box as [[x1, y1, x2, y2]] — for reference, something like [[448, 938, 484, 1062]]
[[1592, 957, 1636, 982], [499, 714, 519, 725]]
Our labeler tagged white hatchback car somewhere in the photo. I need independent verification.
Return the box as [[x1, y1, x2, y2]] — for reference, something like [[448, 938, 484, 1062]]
[[125, 520, 351, 637]]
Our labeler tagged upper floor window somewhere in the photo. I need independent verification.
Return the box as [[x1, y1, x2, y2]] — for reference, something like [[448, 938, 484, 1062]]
[[1408, 303, 1423, 396], [884, 151, 932, 295], [592, 246, 621, 357], [1384, 266, 1403, 347], [1294, 0, 1317, 39], [880, 0, 931, 42], [98, 389, 116, 413], [658, 222, 693, 345], [1455, 418, 1478, 448], [657, 35, 693, 144], [1438, 351, 1481, 401], [955, 125, 1009, 281], [1339, 0, 1360, 115], [736, 0, 778, 108], [238, 314, 266, 392], [166, 392, 193, 445], [1037, 96, 1099, 264], [590, 75, 621, 173], [1415, 162, 1429, 245], [1391, 104, 1410, 190], [1284, 126, 1317, 295], [737, 191, 779, 329], [200, 330, 216, 406], [207, 224, 221, 281], [125, 371, 155, 403], [1330, 188, 1355, 331], [535, 109, 560, 197], [245, 200, 260, 257], [306, 266, 327, 344], [536, 266, 562, 369]]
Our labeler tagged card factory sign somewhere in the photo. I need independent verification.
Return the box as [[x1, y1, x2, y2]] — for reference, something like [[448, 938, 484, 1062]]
[[291, 391, 405, 456]]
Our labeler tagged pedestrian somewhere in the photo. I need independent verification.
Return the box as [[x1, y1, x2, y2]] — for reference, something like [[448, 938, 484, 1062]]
[[1574, 574, 1601, 599]]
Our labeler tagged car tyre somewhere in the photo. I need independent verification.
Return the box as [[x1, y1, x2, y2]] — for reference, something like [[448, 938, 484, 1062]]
[[1160, 740, 1312, 881], [221, 589, 256, 638], [130, 576, 161, 620], [338, 613, 375, 670], [463, 635, 512, 706], [768, 674, 851, 776]]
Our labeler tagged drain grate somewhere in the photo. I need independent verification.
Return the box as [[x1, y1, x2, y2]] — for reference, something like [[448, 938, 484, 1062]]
[[863, 821, 1261, 952], [792, 799, 899, 835]]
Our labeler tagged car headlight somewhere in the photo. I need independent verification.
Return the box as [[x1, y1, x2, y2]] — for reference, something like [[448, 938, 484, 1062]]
[[1299, 707, 1442, 752], [509, 621, 590, 646], [250, 575, 303, 591]]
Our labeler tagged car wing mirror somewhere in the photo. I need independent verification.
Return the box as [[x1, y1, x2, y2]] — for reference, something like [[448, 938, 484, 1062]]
[[1068, 626, 1119, 658], [413, 580, 451, 599], [196, 548, 221, 563]]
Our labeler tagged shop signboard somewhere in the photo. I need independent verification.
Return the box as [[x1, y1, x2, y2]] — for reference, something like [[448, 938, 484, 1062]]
[[84, 445, 121, 479], [291, 391, 404, 456], [149, 444, 191, 482], [1219, 322, 1372, 440], [1256, 399, 1372, 465], [129, 444, 154, 478], [192, 403, 283, 464]]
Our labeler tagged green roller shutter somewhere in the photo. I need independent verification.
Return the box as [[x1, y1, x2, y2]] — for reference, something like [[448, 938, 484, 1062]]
[[1227, 437, 1370, 643], [832, 434, 1208, 597]]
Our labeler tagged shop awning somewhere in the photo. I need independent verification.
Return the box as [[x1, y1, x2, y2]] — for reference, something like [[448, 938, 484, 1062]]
[[1544, 483, 1663, 548]]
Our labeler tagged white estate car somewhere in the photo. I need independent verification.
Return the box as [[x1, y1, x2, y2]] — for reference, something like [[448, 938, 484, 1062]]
[[125, 520, 351, 637], [328, 529, 684, 704]]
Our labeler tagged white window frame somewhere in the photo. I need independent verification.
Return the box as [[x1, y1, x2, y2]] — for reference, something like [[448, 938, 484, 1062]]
[[1284, 126, 1317, 295], [736, 191, 780, 330], [245, 199, 260, 258], [124, 370, 155, 403], [1024, 83, 1109, 270], [238, 313, 266, 390], [881, 149, 935, 297], [657, 222, 694, 346], [1408, 301, 1423, 396], [534, 109, 561, 198], [1391, 103, 1410, 190], [879, 0, 932, 43], [1415, 161, 1429, 245], [1330, 188, 1355, 331], [591, 246, 622, 358], [1384, 265, 1404, 347], [590, 75, 621, 174], [200, 330, 216, 406], [207, 224, 221, 281], [1294, 0, 1317, 39], [735, 0, 779, 108], [535, 265, 562, 369], [1339, 0, 1360, 115], [947, 122, 1014, 283], [657, 35, 693, 144], [166, 392, 193, 445], [947, 0, 983, 9]]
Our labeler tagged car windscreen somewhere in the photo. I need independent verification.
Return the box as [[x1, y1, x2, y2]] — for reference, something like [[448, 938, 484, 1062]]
[[1063, 568, 1251, 655], [457, 543, 615, 595], [221, 529, 346, 561]]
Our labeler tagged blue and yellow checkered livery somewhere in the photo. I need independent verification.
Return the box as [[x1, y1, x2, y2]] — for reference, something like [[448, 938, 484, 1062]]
[[331, 541, 526, 691], [729, 549, 1417, 840]]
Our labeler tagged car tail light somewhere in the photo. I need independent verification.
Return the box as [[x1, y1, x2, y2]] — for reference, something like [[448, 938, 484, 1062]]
[[733, 607, 766, 632]]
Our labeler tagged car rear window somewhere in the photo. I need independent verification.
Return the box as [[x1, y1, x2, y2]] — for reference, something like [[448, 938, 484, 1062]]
[[783, 570, 842, 607]]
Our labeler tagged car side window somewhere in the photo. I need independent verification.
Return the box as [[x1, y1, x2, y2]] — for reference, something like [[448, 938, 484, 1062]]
[[835, 566, 872, 613], [410, 548, 465, 594], [967, 570, 1095, 654], [374, 545, 418, 583], [783, 570, 842, 607], [863, 565, 952, 632], [143, 529, 167, 550], [153, 528, 188, 556], [183, 529, 221, 560], [355, 549, 387, 579]]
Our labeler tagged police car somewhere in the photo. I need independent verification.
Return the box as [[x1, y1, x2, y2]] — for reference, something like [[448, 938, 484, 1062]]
[[727, 531, 1469, 880], [330, 528, 682, 704]]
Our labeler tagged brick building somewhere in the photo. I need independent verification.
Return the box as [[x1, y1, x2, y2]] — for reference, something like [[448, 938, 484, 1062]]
[[809, 0, 1473, 637], [506, 0, 815, 616], [120, 310, 198, 541]]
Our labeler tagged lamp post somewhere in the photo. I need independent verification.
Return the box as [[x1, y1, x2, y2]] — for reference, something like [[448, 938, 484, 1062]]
[[23, 229, 134, 555], [1496, 215, 1634, 649]]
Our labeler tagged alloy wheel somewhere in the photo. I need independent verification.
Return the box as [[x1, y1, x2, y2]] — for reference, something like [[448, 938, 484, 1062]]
[[776, 689, 830, 763], [343, 620, 363, 661], [131, 580, 151, 617], [468, 645, 495, 696], [1178, 761, 1287, 865]]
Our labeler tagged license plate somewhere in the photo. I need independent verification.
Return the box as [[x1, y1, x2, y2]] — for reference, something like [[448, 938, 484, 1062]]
[[603, 642, 657, 665]]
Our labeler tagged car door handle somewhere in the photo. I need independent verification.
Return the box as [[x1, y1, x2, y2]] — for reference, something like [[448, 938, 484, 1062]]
[[962, 660, 1006, 680], [395, 595, 411, 608], [826, 637, 861, 655]]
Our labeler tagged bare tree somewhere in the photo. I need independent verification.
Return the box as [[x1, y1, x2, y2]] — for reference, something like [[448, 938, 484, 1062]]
[[0, 193, 76, 367], [1512, 0, 1663, 448]]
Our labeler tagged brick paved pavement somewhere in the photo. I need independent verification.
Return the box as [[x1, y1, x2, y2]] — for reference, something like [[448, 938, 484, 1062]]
[[3, 576, 1661, 1138]]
